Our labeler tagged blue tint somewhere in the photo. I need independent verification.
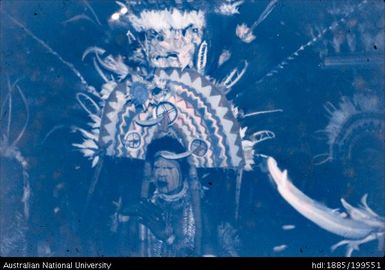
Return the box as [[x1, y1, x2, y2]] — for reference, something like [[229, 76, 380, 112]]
[[1, 0, 384, 257]]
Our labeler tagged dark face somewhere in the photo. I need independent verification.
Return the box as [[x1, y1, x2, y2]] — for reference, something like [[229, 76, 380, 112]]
[[153, 157, 182, 194]]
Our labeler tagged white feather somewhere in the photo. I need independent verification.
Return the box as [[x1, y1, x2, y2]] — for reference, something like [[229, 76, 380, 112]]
[[197, 41, 208, 74], [78, 148, 95, 157], [91, 156, 99, 167], [81, 139, 98, 149]]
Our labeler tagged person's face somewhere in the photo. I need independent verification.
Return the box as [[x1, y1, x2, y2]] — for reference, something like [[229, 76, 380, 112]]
[[153, 157, 182, 194]]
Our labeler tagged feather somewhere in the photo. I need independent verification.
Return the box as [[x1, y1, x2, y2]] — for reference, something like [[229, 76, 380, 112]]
[[196, 41, 208, 74]]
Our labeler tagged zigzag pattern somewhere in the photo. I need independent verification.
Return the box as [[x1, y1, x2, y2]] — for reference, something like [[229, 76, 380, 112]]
[[173, 96, 213, 167], [156, 68, 245, 168], [116, 103, 136, 157], [177, 88, 225, 165], [88, 68, 245, 168], [162, 69, 228, 165], [98, 84, 128, 155]]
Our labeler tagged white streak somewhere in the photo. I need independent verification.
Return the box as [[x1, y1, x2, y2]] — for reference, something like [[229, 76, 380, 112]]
[[11, 85, 30, 147], [251, 130, 275, 144], [242, 109, 283, 118], [282, 224, 296, 230], [126, 30, 136, 44], [134, 115, 163, 127], [222, 60, 248, 92], [235, 169, 243, 221], [256, 0, 369, 85], [82, 46, 106, 61], [73, 127, 98, 141], [236, 0, 278, 43], [159, 150, 192, 160], [6, 77, 13, 141], [92, 57, 109, 83], [250, 0, 278, 31], [268, 157, 372, 238], [312, 153, 332, 165], [197, 41, 208, 74], [273, 244, 287, 252], [267, 157, 385, 256], [82, 0, 102, 25], [62, 14, 96, 25], [76, 93, 100, 115], [95, 53, 129, 81], [41, 125, 69, 144], [91, 155, 99, 168]]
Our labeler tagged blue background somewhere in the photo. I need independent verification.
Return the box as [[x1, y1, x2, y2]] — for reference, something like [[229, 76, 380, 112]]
[[0, 0, 384, 257]]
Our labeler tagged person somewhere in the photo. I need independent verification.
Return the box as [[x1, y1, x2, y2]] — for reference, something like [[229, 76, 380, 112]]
[[122, 137, 240, 257], [124, 142, 202, 256]]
